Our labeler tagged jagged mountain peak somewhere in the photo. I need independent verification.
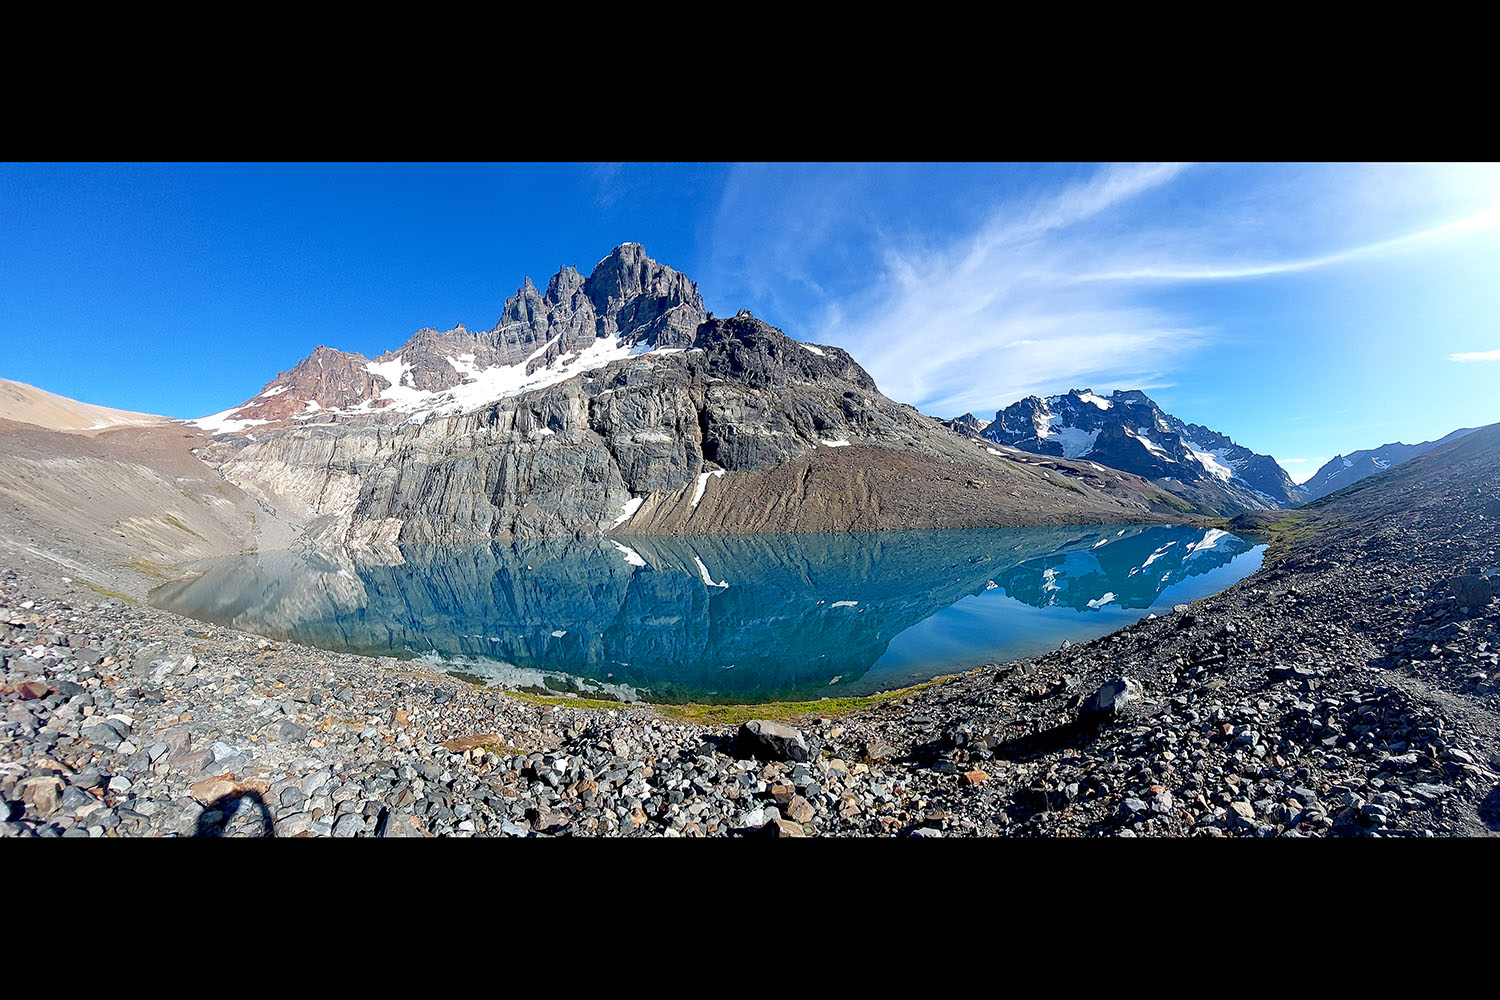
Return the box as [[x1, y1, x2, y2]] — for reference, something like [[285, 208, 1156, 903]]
[[940, 412, 992, 439], [192, 244, 710, 433], [977, 387, 1303, 513]]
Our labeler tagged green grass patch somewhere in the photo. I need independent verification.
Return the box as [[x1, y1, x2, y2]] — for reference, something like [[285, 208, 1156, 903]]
[[1254, 512, 1324, 566], [446, 670, 490, 688], [477, 675, 960, 726], [1148, 489, 1198, 514], [162, 514, 204, 539], [652, 676, 956, 726], [462, 739, 524, 758], [83, 581, 137, 603], [509, 692, 634, 712]]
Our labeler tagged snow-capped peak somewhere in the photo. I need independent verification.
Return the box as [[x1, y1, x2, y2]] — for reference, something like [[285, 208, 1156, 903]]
[[977, 387, 1305, 510]]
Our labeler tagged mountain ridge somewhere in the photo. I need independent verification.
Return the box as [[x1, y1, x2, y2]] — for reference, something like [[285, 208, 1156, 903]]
[[0, 377, 168, 434], [961, 387, 1305, 516], [192, 243, 709, 432], [200, 306, 1195, 547], [1297, 427, 1478, 503]]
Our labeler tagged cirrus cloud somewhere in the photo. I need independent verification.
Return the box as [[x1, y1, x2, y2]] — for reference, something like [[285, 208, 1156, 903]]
[[699, 162, 1500, 421], [1450, 348, 1500, 362]]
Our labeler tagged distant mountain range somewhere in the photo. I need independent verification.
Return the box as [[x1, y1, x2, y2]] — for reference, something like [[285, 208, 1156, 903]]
[[946, 388, 1305, 515], [1297, 428, 1478, 502], [946, 389, 1490, 516]]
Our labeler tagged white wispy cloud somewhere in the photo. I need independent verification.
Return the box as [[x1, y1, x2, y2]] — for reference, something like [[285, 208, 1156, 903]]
[[701, 162, 1500, 419], [1078, 200, 1500, 283], [1450, 348, 1500, 362], [812, 163, 1205, 416]]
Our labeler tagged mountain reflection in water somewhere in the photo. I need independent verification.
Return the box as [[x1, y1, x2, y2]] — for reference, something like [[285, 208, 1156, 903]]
[[149, 525, 1263, 703]]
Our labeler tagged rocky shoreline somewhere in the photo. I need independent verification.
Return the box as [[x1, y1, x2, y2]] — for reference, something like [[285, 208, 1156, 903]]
[[3, 428, 1497, 838]]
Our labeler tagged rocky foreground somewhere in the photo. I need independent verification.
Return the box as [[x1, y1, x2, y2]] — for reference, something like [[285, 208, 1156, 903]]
[[2, 427, 1498, 838]]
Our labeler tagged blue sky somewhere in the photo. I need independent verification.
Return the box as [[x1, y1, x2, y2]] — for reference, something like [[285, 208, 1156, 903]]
[[2, 162, 1497, 480]]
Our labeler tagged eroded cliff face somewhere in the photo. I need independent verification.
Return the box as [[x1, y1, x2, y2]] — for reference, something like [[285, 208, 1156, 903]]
[[204, 313, 1184, 546]]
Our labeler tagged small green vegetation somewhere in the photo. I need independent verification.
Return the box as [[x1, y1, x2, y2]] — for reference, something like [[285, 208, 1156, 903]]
[[447, 670, 490, 688], [480, 675, 960, 725], [653, 676, 956, 726], [83, 581, 136, 603], [1255, 511, 1324, 566], [1149, 490, 1197, 514], [471, 740, 524, 757], [120, 557, 179, 580], [508, 692, 633, 711], [162, 514, 204, 539]]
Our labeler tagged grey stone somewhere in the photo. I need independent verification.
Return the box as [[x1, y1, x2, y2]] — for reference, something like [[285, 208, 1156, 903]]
[[380, 812, 425, 837], [1451, 575, 1494, 613], [736, 720, 810, 762], [1084, 677, 1143, 717], [274, 813, 314, 837], [332, 813, 364, 837]]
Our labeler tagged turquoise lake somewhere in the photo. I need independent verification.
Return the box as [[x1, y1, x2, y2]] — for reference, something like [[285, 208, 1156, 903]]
[[148, 524, 1264, 704]]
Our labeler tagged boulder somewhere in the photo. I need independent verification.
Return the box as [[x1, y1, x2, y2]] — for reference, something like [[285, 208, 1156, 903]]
[[1083, 676, 1143, 718], [1451, 574, 1494, 613], [15, 681, 49, 700], [737, 720, 810, 762]]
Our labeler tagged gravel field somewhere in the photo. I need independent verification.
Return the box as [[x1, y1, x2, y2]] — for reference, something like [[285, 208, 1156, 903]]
[[3, 426, 1497, 838]]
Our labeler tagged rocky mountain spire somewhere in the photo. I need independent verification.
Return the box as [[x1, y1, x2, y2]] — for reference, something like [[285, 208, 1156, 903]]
[[199, 244, 708, 429]]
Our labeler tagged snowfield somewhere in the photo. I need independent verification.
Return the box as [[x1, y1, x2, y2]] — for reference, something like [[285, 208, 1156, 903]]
[[191, 333, 693, 430]]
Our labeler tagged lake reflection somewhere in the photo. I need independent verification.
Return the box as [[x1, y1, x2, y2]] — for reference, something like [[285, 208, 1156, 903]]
[[149, 525, 1263, 703]]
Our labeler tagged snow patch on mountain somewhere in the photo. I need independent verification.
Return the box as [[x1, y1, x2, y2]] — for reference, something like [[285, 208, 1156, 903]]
[[972, 387, 1304, 512], [609, 496, 643, 529], [352, 335, 637, 420], [1047, 424, 1101, 458], [190, 409, 272, 434], [1129, 429, 1169, 458], [1184, 442, 1235, 481], [691, 469, 725, 508]]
